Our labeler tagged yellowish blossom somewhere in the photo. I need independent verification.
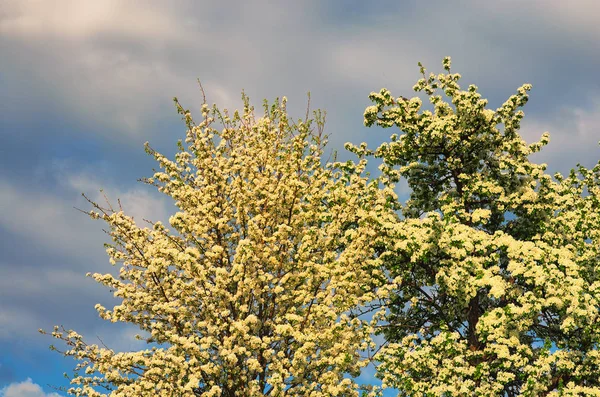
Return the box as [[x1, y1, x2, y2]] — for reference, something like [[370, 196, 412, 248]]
[[40, 93, 389, 396]]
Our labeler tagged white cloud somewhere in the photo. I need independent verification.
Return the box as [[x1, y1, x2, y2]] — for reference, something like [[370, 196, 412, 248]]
[[0, 378, 63, 397], [0, 0, 180, 41]]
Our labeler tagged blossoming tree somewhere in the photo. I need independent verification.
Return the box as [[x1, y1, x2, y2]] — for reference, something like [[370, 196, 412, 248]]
[[40, 91, 388, 396], [361, 58, 600, 396]]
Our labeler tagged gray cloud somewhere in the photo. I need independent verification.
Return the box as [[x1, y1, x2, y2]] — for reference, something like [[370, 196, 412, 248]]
[[0, 157, 173, 261], [1, 1, 600, 391], [0, 0, 331, 144], [0, 161, 173, 354], [3, 0, 599, 156], [0, 179, 105, 262]]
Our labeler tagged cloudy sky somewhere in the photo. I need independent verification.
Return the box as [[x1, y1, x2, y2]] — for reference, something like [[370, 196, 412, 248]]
[[2, 0, 600, 395]]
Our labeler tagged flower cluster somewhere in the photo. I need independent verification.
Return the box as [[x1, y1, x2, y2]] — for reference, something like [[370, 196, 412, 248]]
[[41, 93, 390, 396], [365, 57, 600, 396], [41, 58, 600, 396]]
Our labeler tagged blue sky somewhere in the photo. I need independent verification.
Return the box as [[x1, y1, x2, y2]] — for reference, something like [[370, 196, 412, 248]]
[[1, 0, 600, 395]]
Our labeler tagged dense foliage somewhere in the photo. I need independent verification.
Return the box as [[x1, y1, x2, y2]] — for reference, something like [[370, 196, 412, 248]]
[[40, 93, 389, 396], [361, 57, 600, 396], [41, 58, 600, 396]]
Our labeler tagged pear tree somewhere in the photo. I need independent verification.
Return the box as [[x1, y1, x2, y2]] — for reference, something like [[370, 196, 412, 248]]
[[40, 91, 388, 397]]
